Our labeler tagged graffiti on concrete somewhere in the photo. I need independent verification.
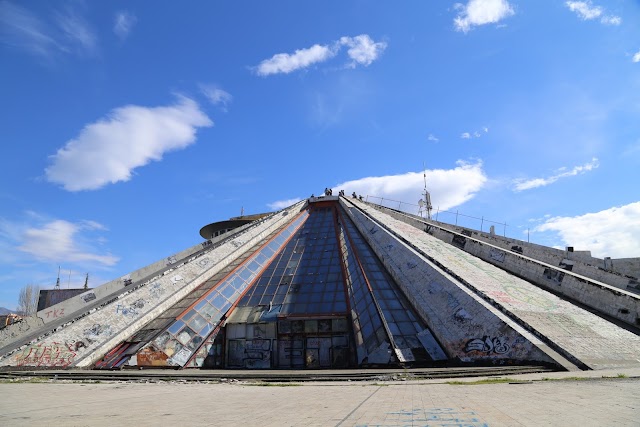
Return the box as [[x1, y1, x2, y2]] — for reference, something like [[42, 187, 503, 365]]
[[115, 299, 145, 317], [489, 248, 505, 263], [543, 268, 565, 284], [15, 341, 77, 368], [197, 258, 211, 268], [84, 323, 113, 339], [81, 292, 96, 303], [43, 308, 65, 319], [385, 408, 488, 426], [464, 336, 510, 354], [148, 282, 165, 300], [386, 408, 487, 426], [452, 234, 467, 249], [453, 307, 472, 323], [511, 245, 523, 254]]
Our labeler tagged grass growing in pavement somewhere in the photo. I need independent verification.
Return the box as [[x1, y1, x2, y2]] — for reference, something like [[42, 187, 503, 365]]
[[0, 377, 50, 384], [246, 382, 302, 387], [446, 377, 519, 385]]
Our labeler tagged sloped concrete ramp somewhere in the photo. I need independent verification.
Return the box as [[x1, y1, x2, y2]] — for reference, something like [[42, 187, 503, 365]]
[[353, 199, 640, 370]]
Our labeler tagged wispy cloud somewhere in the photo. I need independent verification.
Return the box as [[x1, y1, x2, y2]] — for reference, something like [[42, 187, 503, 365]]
[[113, 10, 137, 41], [254, 34, 386, 76], [513, 157, 599, 192], [267, 198, 302, 210], [339, 35, 387, 68], [45, 96, 212, 191], [454, 0, 515, 33], [565, 1, 621, 25], [427, 134, 439, 142], [199, 84, 233, 111], [0, 1, 97, 59], [0, 1, 61, 58], [333, 160, 487, 211], [55, 5, 96, 55], [633, 49, 640, 63], [0, 214, 119, 267], [534, 201, 640, 258]]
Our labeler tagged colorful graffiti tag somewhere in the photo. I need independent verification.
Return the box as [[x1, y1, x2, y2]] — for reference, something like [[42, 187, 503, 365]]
[[15, 341, 77, 368], [464, 336, 510, 354]]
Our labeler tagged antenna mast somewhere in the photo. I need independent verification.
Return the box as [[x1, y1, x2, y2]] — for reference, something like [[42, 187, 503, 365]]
[[54, 266, 61, 290], [419, 163, 433, 220]]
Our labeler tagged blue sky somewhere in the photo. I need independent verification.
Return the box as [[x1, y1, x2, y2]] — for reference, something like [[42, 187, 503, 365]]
[[1, 0, 639, 309]]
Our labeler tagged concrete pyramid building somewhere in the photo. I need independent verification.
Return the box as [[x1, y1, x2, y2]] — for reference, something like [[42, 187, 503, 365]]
[[1, 195, 640, 371]]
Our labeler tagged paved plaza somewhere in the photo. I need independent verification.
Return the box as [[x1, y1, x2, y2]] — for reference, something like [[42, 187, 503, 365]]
[[0, 369, 638, 426]]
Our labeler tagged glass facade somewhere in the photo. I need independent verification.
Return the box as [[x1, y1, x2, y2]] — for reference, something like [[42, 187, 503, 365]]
[[236, 205, 347, 316], [133, 198, 447, 369], [148, 210, 309, 366]]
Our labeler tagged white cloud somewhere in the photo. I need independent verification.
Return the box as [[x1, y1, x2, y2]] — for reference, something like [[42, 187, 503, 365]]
[[534, 202, 640, 258], [45, 96, 212, 191], [461, 127, 487, 139], [565, 1, 621, 25], [267, 198, 302, 210], [454, 0, 515, 33], [513, 158, 599, 192], [113, 11, 137, 40], [600, 15, 621, 25], [633, 50, 640, 63], [200, 84, 233, 111], [333, 160, 487, 212], [0, 215, 119, 266], [565, 1, 602, 19], [254, 34, 386, 76], [339, 34, 387, 67], [255, 44, 336, 76], [0, 1, 97, 59], [427, 134, 439, 142]]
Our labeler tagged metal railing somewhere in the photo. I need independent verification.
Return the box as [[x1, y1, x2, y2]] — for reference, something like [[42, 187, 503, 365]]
[[364, 195, 509, 237]]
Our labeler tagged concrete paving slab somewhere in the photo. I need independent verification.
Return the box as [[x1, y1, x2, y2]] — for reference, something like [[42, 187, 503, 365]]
[[0, 369, 638, 426]]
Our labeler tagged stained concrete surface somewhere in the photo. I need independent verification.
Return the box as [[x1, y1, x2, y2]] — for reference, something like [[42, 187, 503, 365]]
[[0, 368, 638, 426]]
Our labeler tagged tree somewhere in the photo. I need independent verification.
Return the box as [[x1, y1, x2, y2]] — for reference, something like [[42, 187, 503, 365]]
[[17, 284, 40, 316]]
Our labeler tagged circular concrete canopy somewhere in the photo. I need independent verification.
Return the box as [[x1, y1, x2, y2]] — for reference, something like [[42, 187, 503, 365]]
[[199, 219, 254, 240]]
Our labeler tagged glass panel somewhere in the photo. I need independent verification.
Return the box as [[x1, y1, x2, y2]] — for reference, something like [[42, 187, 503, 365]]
[[189, 314, 207, 333]]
